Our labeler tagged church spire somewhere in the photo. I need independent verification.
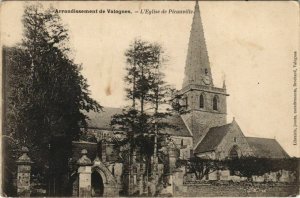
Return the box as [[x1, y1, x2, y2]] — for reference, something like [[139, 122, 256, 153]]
[[182, 0, 213, 88]]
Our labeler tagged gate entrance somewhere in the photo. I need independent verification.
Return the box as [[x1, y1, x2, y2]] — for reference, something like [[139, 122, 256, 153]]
[[91, 171, 104, 197]]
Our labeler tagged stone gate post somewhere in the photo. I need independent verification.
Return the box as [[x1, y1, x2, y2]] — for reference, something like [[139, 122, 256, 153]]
[[168, 147, 177, 173], [16, 147, 32, 197], [77, 149, 93, 197]]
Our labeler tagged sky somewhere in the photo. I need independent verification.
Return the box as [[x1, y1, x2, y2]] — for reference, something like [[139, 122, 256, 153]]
[[1, 1, 299, 157]]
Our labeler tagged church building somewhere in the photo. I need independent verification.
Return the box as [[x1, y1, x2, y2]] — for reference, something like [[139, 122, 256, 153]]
[[80, 0, 288, 161], [68, 0, 289, 196], [172, 0, 288, 160]]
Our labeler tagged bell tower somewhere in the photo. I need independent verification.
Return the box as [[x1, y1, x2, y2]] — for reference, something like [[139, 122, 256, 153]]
[[180, 1, 229, 148]]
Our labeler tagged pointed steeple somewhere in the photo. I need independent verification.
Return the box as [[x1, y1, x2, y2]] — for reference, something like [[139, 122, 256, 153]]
[[182, 0, 213, 88]]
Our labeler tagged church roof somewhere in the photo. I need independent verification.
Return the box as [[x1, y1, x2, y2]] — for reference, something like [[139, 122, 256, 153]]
[[85, 107, 122, 130], [194, 120, 290, 159], [246, 137, 289, 159], [194, 123, 232, 153], [84, 107, 191, 137], [160, 115, 192, 137]]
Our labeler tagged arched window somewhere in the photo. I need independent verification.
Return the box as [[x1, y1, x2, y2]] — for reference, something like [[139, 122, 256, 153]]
[[229, 146, 239, 159], [199, 94, 204, 108], [213, 95, 218, 110]]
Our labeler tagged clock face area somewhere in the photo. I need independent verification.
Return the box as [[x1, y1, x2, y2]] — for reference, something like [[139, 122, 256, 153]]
[[202, 68, 211, 85]]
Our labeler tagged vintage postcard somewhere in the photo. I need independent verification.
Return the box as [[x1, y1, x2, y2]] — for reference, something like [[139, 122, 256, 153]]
[[1, 0, 299, 197]]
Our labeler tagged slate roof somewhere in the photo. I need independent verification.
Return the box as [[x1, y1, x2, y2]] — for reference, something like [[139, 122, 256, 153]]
[[85, 107, 122, 130], [84, 108, 289, 159], [246, 137, 289, 159], [193, 121, 290, 159], [160, 115, 192, 137], [84, 107, 192, 137], [191, 122, 211, 147], [194, 123, 232, 154]]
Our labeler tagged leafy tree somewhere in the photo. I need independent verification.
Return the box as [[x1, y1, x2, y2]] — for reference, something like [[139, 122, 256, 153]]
[[4, 3, 101, 196], [111, 39, 171, 150], [178, 158, 223, 180], [111, 39, 175, 194], [226, 157, 299, 178]]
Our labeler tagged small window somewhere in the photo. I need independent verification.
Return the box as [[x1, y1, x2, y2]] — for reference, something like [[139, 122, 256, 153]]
[[112, 165, 115, 175], [233, 137, 237, 142], [205, 68, 208, 75], [213, 96, 218, 110], [181, 139, 184, 146], [200, 94, 204, 108], [185, 97, 188, 109]]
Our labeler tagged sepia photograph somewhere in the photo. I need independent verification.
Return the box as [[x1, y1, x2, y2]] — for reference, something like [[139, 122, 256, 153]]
[[1, 0, 299, 197]]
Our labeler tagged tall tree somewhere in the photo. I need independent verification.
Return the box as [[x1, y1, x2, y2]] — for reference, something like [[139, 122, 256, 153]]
[[112, 39, 159, 151], [4, 3, 101, 196], [111, 39, 175, 195]]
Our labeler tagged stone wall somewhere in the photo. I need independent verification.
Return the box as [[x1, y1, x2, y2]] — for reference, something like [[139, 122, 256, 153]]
[[185, 90, 227, 115], [251, 170, 296, 183], [170, 136, 193, 159], [195, 151, 216, 159], [185, 170, 296, 184], [215, 120, 253, 160], [107, 163, 123, 190], [178, 166, 298, 197], [175, 182, 299, 197], [182, 110, 227, 145]]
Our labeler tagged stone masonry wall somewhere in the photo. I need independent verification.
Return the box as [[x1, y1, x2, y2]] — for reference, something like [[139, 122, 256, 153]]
[[170, 136, 193, 159], [187, 90, 227, 114], [215, 121, 253, 159], [182, 110, 227, 146], [175, 183, 299, 197]]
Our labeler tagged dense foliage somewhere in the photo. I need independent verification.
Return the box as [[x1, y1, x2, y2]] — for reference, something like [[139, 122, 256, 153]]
[[226, 157, 299, 178], [178, 157, 299, 180], [3, 3, 101, 196]]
